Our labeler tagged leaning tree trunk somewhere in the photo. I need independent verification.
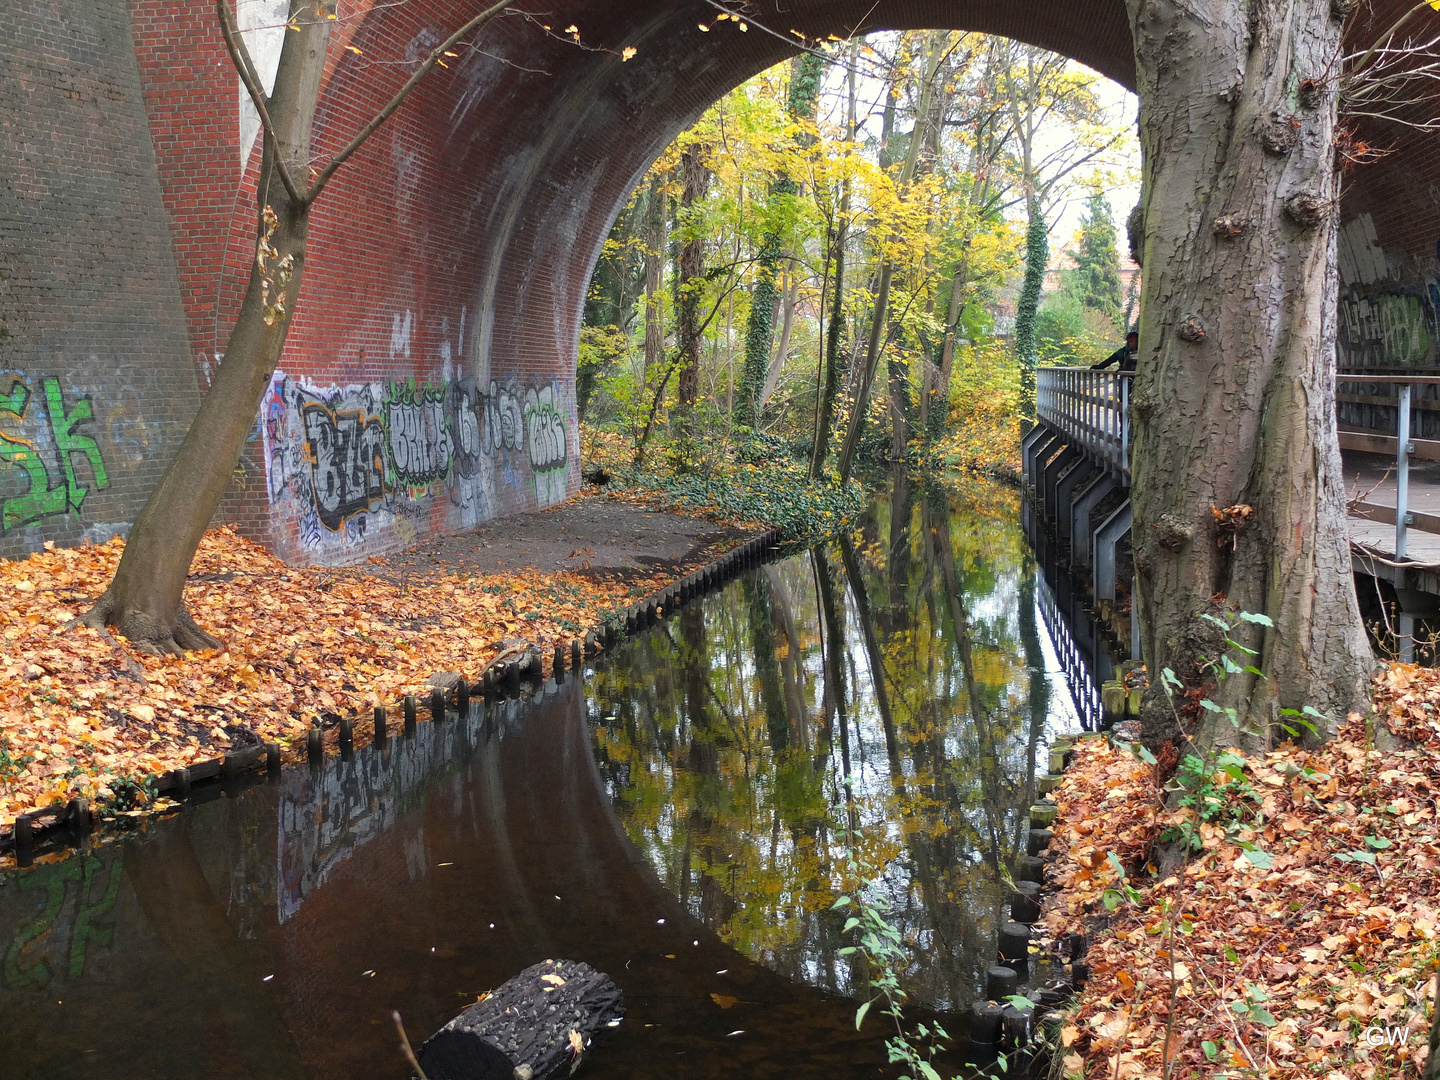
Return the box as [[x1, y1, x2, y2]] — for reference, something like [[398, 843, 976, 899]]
[[1127, 0, 1371, 750], [84, 0, 326, 654]]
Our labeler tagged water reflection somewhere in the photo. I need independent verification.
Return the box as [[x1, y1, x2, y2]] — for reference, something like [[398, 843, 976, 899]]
[[0, 470, 1079, 1078], [588, 472, 1060, 1012]]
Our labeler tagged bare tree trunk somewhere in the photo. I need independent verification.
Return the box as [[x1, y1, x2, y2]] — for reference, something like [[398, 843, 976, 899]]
[[808, 45, 858, 480], [84, 0, 330, 654], [836, 35, 942, 481], [758, 263, 798, 410], [931, 263, 966, 431], [1127, 0, 1370, 749], [83, 0, 513, 653]]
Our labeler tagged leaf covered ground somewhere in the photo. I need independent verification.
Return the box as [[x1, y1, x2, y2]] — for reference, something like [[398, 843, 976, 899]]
[[0, 501, 744, 829], [1046, 668, 1440, 1079]]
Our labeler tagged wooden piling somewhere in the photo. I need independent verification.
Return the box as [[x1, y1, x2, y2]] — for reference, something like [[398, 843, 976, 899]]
[[971, 1001, 1004, 1044], [456, 678, 470, 714], [999, 921, 1030, 961], [266, 742, 282, 775], [339, 715, 354, 757], [404, 696, 417, 736], [307, 724, 323, 767], [985, 964, 1019, 1001], [1015, 854, 1045, 884], [430, 687, 445, 722], [1010, 881, 1042, 923]]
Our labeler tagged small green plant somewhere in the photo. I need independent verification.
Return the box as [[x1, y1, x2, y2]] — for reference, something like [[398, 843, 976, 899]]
[[1101, 850, 1146, 912], [832, 823, 949, 1080], [1229, 983, 1277, 1028], [1195, 610, 1327, 741]]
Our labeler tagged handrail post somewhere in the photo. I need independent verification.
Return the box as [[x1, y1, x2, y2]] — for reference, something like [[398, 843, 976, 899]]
[[1121, 374, 1130, 481], [1396, 381, 1412, 561]]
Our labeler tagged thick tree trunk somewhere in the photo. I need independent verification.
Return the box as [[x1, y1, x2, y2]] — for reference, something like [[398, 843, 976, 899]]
[[1127, 0, 1371, 749], [85, 0, 327, 654]]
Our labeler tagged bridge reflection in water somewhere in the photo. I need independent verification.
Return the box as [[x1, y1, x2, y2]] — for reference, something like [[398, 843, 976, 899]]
[[0, 475, 1077, 1078]]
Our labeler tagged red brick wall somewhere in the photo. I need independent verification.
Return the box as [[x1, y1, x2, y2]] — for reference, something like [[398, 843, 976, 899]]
[[45, 0, 1420, 561]]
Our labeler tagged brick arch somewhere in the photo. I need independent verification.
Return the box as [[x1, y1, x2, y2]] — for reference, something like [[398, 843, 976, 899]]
[[124, 0, 1434, 565]]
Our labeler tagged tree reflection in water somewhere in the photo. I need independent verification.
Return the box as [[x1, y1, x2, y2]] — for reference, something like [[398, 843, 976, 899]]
[[587, 470, 1054, 1012]]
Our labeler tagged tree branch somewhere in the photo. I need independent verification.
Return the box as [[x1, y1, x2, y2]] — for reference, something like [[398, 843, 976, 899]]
[[307, 0, 516, 203], [216, 0, 306, 209]]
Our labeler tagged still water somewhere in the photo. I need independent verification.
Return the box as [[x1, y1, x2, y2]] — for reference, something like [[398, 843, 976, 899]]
[[0, 473, 1086, 1079]]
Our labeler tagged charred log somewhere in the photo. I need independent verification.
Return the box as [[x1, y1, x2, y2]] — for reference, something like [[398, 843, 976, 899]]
[[417, 959, 623, 1080]]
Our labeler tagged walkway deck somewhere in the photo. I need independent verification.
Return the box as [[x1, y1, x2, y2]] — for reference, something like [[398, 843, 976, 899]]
[[1344, 451, 1440, 565]]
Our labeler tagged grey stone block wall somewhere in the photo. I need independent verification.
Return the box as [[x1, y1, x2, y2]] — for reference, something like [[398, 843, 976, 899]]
[[0, 0, 199, 558]]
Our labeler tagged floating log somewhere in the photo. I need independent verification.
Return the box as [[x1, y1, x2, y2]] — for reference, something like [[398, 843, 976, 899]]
[[417, 958, 623, 1080]]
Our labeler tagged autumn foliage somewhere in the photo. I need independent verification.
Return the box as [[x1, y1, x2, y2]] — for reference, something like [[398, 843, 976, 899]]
[[1046, 670, 1440, 1078], [0, 512, 731, 828]]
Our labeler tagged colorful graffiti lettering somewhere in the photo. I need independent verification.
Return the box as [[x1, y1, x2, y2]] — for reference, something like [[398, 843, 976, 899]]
[[385, 381, 451, 486], [1339, 292, 1434, 366], [0, 377, 109, 532], [300, 398, 390, 532], [262, 369, 573, 562]]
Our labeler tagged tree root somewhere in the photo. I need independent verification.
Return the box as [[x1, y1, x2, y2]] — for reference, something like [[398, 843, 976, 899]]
[[81, 592, 224, 657]]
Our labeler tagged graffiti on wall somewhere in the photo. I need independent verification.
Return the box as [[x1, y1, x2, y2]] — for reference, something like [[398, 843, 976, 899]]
[[0, 377, 110, 533], [3, 855, 121, 989], [263, 370, 572, 559], [299, 392, 390, 532], [1338, 291, 1435, 367]]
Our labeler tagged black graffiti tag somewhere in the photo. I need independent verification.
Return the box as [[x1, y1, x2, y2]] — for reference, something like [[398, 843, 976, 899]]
[[301, 402, 389, 531]]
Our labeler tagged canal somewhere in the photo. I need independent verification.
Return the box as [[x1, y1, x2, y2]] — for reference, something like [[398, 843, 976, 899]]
[[0, 471, 1090, 1079]]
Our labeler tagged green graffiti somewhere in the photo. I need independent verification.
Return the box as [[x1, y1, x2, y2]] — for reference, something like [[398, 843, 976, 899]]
[[384, 379, 451, 487], [3, 856, 120, 988], [4, 859, 82, 989], [68, 856, 121, 978], [0, 377, 109, 531]]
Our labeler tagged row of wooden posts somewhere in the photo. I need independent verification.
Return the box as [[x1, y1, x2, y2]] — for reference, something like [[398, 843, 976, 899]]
[[4, 531, 781, 864], [967, 733, 1094, 1061]]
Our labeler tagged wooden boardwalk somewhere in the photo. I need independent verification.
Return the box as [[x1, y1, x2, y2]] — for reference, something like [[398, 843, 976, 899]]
[[1344, 451, 1440, 565]]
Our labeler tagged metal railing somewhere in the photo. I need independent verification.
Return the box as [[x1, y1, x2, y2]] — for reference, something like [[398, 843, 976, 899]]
[[1336, 373, 1440, 559], [1036, 367, 1134, 482]]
